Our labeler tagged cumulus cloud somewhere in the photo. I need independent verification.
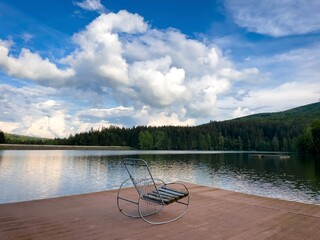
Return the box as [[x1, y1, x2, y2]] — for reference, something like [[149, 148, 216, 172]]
[[129, 56, 186, 107], [63, 10, 147, 89], [0, 40, 74, 84], [125, 29, 258, 117], [74, 0, 107, 13], [58, 10, 257, 122], [225, 0, 320, 37], [0, 84, 119, 138], [0, 10, 261, 137]]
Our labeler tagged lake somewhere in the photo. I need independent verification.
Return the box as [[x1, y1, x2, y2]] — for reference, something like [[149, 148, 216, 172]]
[[0, 150, 320, 205]]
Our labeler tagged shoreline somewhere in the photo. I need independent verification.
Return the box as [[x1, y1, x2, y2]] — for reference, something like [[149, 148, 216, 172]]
[[0, 144, 134, 151]]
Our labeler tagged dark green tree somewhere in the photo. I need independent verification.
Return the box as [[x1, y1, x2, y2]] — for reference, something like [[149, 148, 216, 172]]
[[218, 134, 224, 150], [199, 133, 209, 150], [0, 130, 5, 144], [154, 130, 167, 150], [297, 128, 314, 152], [282, 137, 289, 152], [272, 136, 280, 151], [310, 119, 320, 152], [237, 136, 243, 151]]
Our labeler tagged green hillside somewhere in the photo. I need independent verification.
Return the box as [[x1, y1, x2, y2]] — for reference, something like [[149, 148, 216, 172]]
[[4, 133, 48, 144], [190, 102, 320, 152], [232, 102, 320, 124]]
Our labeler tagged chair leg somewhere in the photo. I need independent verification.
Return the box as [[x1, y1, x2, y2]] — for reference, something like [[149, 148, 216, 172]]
[[117, 178, 141, 218], [117, 178, 165, 219]]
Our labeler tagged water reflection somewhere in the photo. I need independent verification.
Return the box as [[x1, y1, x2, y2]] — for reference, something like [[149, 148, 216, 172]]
[[130, 153, 320, 204], [0, 150, 320, 204]]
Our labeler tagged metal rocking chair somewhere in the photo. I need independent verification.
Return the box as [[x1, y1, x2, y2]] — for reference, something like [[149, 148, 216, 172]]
[[117, 158, 190, 224]]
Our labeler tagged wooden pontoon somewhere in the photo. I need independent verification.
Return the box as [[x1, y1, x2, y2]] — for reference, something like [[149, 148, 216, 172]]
[[1, 183, 320, 239]]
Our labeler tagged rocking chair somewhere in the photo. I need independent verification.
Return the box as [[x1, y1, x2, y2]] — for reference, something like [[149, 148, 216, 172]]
[[117, 158, 190, 224]]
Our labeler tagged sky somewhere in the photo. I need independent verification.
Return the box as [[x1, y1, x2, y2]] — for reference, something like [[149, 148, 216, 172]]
[[0, 0, 319, 138]]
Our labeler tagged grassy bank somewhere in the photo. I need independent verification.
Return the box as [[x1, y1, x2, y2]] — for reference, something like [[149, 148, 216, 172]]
[[0, 144, 134, 151]]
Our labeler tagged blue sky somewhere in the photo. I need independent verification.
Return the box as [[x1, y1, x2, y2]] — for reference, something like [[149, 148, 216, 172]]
[[0, 0, 319, 138]]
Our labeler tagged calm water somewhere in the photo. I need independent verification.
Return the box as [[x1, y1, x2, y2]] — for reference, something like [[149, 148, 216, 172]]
[[0, 150, 320, 204]]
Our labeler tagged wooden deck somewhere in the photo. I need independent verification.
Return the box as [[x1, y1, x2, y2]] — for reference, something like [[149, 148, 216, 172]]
[[1, 183, 320, 240]]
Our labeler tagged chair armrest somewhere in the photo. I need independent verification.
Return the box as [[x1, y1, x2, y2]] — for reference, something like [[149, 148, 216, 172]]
[[153, 178, 166, 185]]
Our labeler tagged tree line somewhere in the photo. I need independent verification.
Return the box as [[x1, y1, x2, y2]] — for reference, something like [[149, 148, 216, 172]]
[[51, 118, 320, 153], [1, 119, 319, 153]]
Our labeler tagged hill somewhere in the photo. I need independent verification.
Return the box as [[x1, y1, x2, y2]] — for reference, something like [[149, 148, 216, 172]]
[[231, 102, 320, 124], [4, 133, 48, 144], [199, 102, 320, 152]]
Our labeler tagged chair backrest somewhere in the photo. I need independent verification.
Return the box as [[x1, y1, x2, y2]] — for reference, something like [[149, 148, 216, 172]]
[[122, 158, 162, 202]]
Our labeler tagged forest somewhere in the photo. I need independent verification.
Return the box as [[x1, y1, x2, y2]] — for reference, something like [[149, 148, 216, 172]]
[[51, 118, 319, 153], [49, 102, 320, 153], [1, 102, 320, 153]]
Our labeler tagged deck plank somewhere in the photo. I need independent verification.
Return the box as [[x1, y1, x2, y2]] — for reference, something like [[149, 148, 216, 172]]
[[1, 183, 320, 240]]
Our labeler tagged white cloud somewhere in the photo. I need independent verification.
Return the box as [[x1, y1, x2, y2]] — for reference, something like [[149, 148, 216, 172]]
[[213, 42, 320, 121], [242, 43, 320, 88], [78, 106, 134, 118], [186, 75, 229, 117], [0, 84, 56, 121], [124, 28, 258, 119], [249, 81, 320, 111], [0, 84, 65, 138], [218, 80, 320, 121], [134, 106, 195, 127], [24, 111, 66, 138], [63, 10, 147, 88], [0, 40, 74, 84], [0, 121, 19, 133], [0, 10, 267, 137], [225, 0, 320, 37], [129, 56, 186, 107], [74, 0, 107, 13], [58, 11, 256, 124], [218, 67, 259, 82], [147, 112, 195, 127], [126, 30, 225, 77], [232, 107, 253, 119], [0, 84, 117, 138]]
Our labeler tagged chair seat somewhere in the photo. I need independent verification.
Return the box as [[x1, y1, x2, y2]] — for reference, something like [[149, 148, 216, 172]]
[[142, 186, 189, 205]]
